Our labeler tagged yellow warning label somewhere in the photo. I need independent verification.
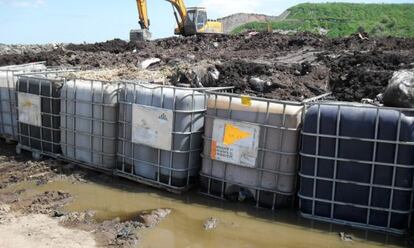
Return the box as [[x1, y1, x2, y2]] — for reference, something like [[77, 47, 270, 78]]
[[22, 100, 33, 108], [223, 124, 252, 145], [241, 95, 252, 106]]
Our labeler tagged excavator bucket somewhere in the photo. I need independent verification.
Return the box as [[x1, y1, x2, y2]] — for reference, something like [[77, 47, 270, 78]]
[[130, 29, 152, 42]]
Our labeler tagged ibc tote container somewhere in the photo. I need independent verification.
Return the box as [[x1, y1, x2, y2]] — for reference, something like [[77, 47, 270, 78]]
[[200, 92, 304, 209], [299, 102, 414, 234], [0, 62, 47, 141], [60, 79, 118, 172], [15, 71, 65, 159], [116, 82, 221, 193]]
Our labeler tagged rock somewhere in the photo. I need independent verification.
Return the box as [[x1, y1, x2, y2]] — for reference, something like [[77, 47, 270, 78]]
[[52, 210, 65, 217], [238, 191, 250, 202], [249, 77, 272, 92], [0, 204, 11, 215], [116, 224, 135, 238], [376, 93, 383, 102], [212, 42, 219, 48], [339, 232, 353, 242], [203, 217, 219, 230], [136, 208, 171, 228], [208, 67, 220, 81], [60, 210, 95, 224], [187, 54, 196, 60], [318, 28, 329, 36], [140, 58, 161, 69], [271, 81, 288, 89], [358, 33, 369, 40], [245, 32, 259, 39], [382, 69, 414, 108], [170, 62, 219, 88], [35, 178, 48, 186], [360, 98, 374, 104]]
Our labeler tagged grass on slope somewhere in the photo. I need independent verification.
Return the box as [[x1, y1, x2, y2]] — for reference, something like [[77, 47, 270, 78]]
[[232, 3, 414, 38]]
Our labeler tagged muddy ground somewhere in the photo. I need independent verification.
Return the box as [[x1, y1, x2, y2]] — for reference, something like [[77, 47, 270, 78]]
[[0, 139, 412, 248], [1, 32, 414, 102], [0, 141, 171, 248]]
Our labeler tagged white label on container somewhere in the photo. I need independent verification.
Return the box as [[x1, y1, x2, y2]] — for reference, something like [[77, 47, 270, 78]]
[[17, 92, 41, 126], [211, 119, 260, 168], [131, 104, 173, 151]]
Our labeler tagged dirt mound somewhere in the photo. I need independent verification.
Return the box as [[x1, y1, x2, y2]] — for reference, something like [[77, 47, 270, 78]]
[[66, 39, 141, 54], [215, 60, 327, 101], [329, 34, 414, 51], [27, 191, 72, 214], [1, 32, 413, 102], [218, 13, 281, 33], [323, 50, 414, 102], [64, 66, 170, 83]]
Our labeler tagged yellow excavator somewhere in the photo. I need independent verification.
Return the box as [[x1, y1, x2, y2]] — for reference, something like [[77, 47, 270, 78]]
[[130, 0, 223, 41]]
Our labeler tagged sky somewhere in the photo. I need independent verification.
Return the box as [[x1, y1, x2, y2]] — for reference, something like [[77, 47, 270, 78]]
[[0, 0, 413, 44]]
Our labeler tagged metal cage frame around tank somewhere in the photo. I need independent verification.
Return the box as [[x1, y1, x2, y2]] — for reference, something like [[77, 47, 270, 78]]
[[115, 81, 232, 193], [59, 78, 119, 174], [15, 70, 71, 159], [0, 62, 47, 142], [199, 91, 320, 210], [298, 100, 414, 235]]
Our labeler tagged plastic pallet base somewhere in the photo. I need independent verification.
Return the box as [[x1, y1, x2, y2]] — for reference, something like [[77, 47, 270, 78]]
[[114, 169, 195, 195], [0, 134, 17, 144], [57, 156, 114, 175], [15, 143, 59, 160], [199, 174, 294, 210]]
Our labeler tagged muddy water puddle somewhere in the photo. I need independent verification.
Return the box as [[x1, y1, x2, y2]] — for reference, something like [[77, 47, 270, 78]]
[[6, 178, 409, 248]]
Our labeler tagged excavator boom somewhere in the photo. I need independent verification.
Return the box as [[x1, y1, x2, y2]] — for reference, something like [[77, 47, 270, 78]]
[[131, 0, 222, 41], [134, 0, 187, 33]]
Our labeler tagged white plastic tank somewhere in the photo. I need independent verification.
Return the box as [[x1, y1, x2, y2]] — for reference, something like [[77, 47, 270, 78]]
[[200, 92, 303, 208], [60, 79, 118, 171], [116, 82, 207, 192], [16, 71, 64, 159], [0, 62, 46, 141]]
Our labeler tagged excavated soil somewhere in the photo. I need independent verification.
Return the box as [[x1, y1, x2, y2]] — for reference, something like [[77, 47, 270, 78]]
[[0, 141, 170, 248], [1, 32, 414, 102]]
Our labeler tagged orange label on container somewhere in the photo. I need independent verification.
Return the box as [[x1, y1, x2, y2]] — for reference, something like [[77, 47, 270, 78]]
[[241, 95, 252, 106], [223, 124, 252, 145], [211, 140, 217, 160]]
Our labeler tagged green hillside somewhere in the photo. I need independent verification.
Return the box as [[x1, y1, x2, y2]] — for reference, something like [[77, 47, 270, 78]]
[[232, 3, 414, 37]]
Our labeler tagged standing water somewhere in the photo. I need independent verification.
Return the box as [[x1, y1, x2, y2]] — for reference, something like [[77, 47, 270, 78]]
[[27, 177, 408, 248]]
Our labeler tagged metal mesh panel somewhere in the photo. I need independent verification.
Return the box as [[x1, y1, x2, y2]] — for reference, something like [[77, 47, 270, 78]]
[[200, 91, 304, 209], [0, 62, 47, 141], [16, 72, 64, 158], [299, 101, 414, 234], [60, 79, 118, 173], [116, 82, 230, 193]]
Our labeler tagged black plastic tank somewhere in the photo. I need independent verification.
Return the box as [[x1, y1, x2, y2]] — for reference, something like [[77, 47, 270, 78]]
[[16, 74, 62, 158], [299, 102, 414, 234]]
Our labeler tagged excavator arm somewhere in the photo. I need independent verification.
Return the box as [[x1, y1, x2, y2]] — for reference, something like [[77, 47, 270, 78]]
[[131, 0, 222, 41], [135, 0, 149, 29], [135, 0, 188, 34]]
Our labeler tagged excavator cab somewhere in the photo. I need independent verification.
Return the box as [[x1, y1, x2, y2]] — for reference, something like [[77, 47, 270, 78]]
[[187, 8, 207, 33], [173, 7, 204, 36], [179, 7, 222, 36]]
